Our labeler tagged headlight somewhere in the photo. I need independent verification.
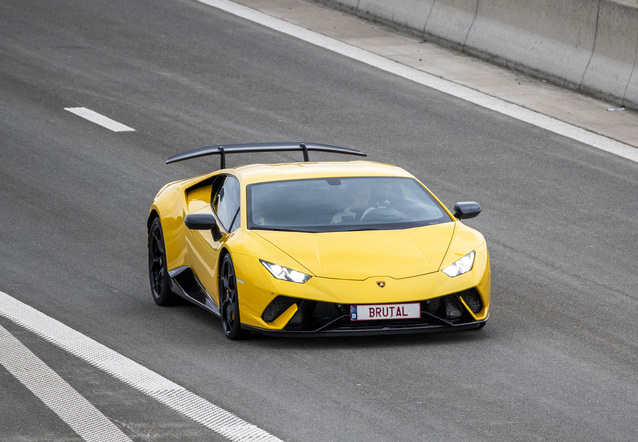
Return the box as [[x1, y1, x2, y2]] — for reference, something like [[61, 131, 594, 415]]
[[442, 251, 475, 277], [260, 260, 311, 284]]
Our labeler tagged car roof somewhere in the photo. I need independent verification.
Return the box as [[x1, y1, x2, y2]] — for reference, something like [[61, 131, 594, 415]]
[[228, 161, 414, 185]]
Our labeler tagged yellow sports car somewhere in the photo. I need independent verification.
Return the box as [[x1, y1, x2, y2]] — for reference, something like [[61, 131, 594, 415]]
[[148, 143, 490, 339]]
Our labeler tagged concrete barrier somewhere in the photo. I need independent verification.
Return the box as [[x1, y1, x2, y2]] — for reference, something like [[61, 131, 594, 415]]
[[581, 0, 638, 106], [465, 0, 598, 87], [425, 0, 476, 46], [315, 0, 638, 110], [357, 0, 435, 32]]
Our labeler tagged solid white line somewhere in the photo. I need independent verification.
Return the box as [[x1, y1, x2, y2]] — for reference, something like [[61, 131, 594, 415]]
[[64, 107, 135, 132], [196, 0, 638, 164], [0, 291, 282, 442], [0, 323, 132, 442]]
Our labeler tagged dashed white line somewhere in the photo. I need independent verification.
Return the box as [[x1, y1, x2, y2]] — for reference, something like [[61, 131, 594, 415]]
[[197, 0, 638, 164], [0, 291, 283, 442], [64, 107, 135, 132], [0, 323, 132, 442]]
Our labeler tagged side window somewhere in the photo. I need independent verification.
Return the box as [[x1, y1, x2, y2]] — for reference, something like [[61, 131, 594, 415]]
[[212, 175, 241, 232]]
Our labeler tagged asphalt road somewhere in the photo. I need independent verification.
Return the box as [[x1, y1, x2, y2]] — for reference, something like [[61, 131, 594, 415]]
[[1, 0, 637, 441]]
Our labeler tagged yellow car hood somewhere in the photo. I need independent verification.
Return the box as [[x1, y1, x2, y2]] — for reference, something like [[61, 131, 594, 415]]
[[253, 223, 456, 280]]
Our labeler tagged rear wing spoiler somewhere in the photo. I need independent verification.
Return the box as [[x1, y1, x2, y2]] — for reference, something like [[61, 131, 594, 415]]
[[166, 142, 366, 169]]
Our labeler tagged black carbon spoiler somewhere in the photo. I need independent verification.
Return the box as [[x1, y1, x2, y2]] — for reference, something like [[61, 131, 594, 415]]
[[166, 142, 366, 169]]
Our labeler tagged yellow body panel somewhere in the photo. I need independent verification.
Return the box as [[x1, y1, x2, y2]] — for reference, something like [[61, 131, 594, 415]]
[[252, 224, 456, 279]]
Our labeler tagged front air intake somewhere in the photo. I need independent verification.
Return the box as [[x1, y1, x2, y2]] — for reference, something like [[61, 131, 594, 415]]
[[261, 296, 300, 323], [459, 289, 483, 314]]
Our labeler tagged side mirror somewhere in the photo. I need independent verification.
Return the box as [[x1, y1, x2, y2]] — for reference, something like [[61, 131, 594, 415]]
[[185, 213, 224, 241], [185, 213, 217, 230], [453, 201, 481, 220]]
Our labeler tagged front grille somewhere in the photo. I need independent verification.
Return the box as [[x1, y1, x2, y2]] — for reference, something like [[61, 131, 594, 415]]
[[261, 289, 484, 333], [262, 297, 346, 330]]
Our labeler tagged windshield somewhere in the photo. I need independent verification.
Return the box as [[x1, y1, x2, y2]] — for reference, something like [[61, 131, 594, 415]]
[[247, 177, 452, 232]]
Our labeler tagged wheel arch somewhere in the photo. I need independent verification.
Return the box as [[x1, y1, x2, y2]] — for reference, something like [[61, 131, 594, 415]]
[[147, 209, 160, 231], [216, 247, 232, 300]]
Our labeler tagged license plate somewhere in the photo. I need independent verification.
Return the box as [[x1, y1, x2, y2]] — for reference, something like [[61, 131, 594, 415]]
[[350, 303, 421, 321]]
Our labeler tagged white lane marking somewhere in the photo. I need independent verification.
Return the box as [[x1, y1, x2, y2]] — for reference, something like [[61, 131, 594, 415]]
[[0, 323, 132, 442], [0, 291, 282, 442], [64, 107, 135, 132], [197, 0, 638, 164]]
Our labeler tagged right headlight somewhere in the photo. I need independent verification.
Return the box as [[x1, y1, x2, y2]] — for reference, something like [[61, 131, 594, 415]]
[[442, 251, 475, 277]]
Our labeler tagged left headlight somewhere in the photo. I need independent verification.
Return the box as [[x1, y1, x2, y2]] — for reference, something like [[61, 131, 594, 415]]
[[260, 260, 311, 284], [442, 251, 475, 277]]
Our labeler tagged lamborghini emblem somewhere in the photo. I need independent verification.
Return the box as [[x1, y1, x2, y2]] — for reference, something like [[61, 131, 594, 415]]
[[377, 281, 386, 288]]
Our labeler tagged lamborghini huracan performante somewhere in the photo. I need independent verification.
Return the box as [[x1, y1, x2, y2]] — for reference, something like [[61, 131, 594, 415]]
[[147, 143, 490, 339]]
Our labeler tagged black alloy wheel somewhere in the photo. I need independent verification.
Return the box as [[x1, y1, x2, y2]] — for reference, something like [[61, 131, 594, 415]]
[[148, 217, 179, 306], [219, 254, 245, 340]]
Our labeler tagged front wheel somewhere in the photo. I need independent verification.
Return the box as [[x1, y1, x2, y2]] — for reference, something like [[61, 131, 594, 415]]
[[148, 217, 179, 306], [219, 254, 246, 340]]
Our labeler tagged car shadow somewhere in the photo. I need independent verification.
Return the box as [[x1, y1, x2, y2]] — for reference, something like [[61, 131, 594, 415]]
[[246, 326, 490, 350]]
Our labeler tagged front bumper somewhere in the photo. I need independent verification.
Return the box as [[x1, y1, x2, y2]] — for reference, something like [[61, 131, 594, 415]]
[[243, 288, 488, 337]]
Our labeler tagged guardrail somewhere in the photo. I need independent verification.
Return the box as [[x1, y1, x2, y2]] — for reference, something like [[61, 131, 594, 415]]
[[316, 0, 638, 110]]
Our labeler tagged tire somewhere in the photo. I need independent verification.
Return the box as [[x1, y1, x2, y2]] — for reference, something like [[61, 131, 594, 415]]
[[219, 254, 246, 340], [148, 217, 179, 306]]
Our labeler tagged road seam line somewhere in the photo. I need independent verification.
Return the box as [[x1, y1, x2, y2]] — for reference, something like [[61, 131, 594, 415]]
[[0, 291, 282, 442], [0, 323, 132, 442]]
